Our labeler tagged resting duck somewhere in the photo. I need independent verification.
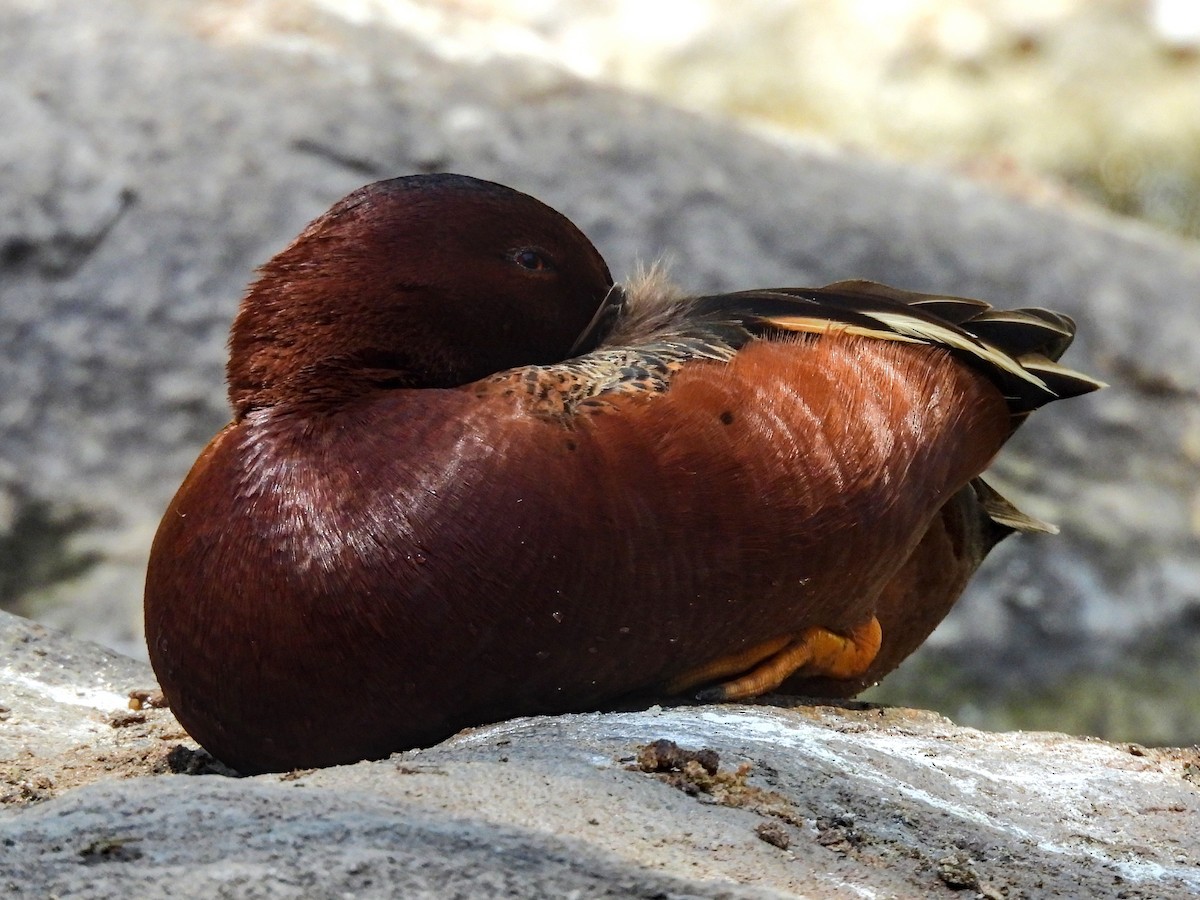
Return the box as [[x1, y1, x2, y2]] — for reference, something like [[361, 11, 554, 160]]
[[145, 173, 1103, 773]]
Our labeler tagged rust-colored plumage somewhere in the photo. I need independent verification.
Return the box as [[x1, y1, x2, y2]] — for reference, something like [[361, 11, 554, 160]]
[[144, 174, 1103, 772]]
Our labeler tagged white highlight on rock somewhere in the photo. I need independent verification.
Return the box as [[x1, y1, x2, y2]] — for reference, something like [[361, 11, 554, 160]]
[[3, 670, 129, 712], [454, 706, 1199, 894]]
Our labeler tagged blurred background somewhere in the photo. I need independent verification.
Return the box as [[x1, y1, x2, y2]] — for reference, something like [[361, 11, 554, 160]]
[[311, 0, 1200, 237], [3, 0, 1198, 744]]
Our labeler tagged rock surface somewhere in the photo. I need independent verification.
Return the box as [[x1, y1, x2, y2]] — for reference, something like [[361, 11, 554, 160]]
[[2, 0, 1199, 741], [3, 610, 1199, 898]]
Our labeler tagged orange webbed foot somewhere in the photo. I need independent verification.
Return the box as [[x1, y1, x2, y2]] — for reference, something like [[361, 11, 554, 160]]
[[667, 617, 883, 702]]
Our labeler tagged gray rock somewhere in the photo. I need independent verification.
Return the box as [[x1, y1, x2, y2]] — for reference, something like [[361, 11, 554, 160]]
[[1, 0, 1198, 740], [3, 610, 1198, 898]]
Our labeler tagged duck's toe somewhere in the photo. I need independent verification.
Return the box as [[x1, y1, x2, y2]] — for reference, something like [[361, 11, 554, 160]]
[[662, 634, 794, 697], [670, 616, 883, 702]]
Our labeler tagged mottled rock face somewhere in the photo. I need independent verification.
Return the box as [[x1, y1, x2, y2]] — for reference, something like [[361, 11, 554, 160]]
[[2, 0, 1199, 741], [2, 610, 1199, 897]]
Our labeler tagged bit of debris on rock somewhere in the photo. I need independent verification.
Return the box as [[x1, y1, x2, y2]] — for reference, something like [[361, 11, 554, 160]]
[[632, 739, 749, 801], [165, 745, 238, 777], [107, 711, 146, 728], [393, 764, 449, 776], [755, 821, 790, 850], [629, 739, 800, 827], [634, 739, 719, 776], [936, 852, 981, 890], [278, 768, 316, 782], [814, 814, 867, 855], [79, 837, 143, 865], [1, 774, 56, 806], [127, 689, 168, 711]]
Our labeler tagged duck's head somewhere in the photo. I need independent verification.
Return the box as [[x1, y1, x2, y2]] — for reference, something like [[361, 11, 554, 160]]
[[227, 173, 614, 416]]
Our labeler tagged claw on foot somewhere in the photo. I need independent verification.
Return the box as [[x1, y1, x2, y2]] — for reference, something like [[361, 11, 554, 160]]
[[669, 616, 883, 703]]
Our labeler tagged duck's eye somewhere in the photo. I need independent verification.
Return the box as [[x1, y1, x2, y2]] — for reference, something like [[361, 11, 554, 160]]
[[510, 248, 553, 272]]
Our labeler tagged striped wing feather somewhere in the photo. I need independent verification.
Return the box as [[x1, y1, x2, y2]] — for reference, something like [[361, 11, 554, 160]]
[[682, 281, 1105, 416]]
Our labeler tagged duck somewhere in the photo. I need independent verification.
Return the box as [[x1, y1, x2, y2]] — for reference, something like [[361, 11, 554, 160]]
[[144, 173, 1104, 773]]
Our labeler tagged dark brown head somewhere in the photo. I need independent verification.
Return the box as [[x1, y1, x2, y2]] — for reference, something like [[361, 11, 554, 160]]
[[227, 174, 614, 416]]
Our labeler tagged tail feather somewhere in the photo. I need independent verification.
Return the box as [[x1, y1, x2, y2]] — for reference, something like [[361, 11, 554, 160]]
[[964, 308, 1076, 360], [1018, 353, 1106, 399], [970, 477, 1059, 536]]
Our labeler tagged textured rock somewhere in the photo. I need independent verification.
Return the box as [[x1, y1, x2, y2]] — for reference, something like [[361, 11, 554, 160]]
[[1, 0, 1199, 740], [3, 611, 1199, 898]]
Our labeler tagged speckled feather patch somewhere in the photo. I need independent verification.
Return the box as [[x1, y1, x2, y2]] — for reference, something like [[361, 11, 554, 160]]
[[474, 329, 741, 419]]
